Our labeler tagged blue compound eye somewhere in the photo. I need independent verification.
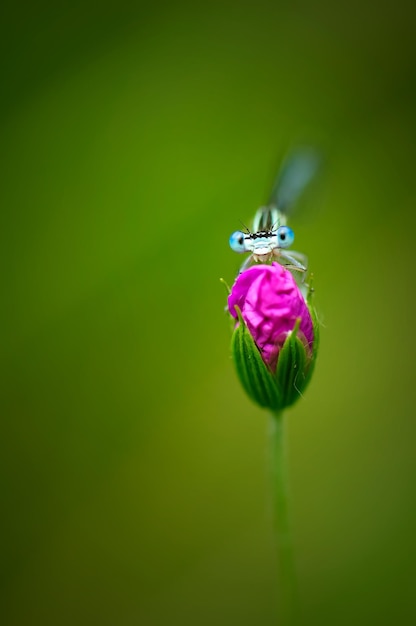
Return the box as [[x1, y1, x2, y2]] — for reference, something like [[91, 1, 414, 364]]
[[276, 226, 294, 248], [229, 231, 247, 253]]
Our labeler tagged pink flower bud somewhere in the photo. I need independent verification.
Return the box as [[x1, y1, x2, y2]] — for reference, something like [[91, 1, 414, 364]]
[[228, 263, 314, 373]]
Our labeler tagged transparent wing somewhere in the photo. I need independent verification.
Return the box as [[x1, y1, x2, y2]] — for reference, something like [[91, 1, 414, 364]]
[[268, 148, 320, 215]]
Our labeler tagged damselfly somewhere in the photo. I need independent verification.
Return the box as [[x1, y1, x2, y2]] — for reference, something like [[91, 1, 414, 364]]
[[229, 148, 319, 275]]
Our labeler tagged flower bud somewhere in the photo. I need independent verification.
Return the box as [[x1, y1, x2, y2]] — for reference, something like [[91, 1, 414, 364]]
[[227, 262, 319, 411]]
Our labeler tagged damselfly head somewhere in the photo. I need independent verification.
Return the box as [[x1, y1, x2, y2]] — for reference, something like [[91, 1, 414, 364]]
[[229, 222, 294, 255]]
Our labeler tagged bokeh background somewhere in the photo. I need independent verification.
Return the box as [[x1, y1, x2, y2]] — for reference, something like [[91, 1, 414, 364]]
[[1, 1, 416, 625]]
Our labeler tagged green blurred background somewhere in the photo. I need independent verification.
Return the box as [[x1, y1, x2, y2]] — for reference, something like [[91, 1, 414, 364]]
[[1, 1, 416, 624]]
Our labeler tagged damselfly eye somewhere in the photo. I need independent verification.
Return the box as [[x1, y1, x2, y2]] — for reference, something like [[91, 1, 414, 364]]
[[277, 226, 294, 248], [229, 231, 247, 253]]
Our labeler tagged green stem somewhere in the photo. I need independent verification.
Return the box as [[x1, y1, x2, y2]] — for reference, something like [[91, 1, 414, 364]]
[[269, 411, 297, 625]]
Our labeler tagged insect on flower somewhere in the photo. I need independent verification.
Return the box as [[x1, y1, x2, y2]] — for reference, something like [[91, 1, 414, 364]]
[[229, 148, 319, 275]]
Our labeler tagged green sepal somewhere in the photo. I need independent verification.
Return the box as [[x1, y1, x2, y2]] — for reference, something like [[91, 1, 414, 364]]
[[231, 307, 281, 410], [274, 319, 310, 408], [306, 274, 320, 355], [230, 302, 318, 412], [303, 283, 320, 390], [308, 302, 320, 357]]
